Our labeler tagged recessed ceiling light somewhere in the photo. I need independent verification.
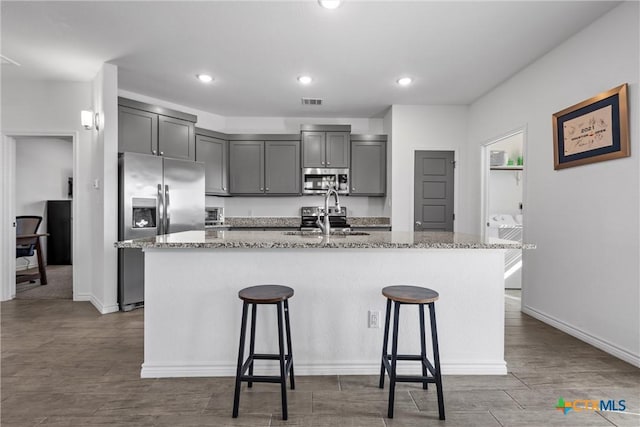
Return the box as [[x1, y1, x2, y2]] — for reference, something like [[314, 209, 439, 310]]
[[196, 74, 213, 83], [397, 77, 413, 86], [318, 0, 342, 10], [297, 75, 313, 85]]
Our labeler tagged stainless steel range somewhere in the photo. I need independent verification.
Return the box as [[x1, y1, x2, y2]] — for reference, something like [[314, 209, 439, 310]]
[[300, 206, 350, 231]]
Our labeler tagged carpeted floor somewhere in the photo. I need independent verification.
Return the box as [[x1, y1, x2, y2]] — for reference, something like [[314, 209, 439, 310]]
[[16, 264, 72, 300]]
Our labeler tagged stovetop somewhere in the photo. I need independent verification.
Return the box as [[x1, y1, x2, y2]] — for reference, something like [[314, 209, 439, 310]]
[[300, 206, 349, 229]]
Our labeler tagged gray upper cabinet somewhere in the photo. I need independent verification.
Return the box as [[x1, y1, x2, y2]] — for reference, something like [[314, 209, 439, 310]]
[[229, 141, 264, 194], [118, 97, 197, 161], [229, 140, 300, 196], [326, 132, 350, 167], [265, 141, 300, 195], [118, 106, 158, 155], [196, 134, 228, 195], [350, 140, 387, 196], [158, 116, 195, 161], [302, 132, 325, 167], [302, 131, 349, 167]]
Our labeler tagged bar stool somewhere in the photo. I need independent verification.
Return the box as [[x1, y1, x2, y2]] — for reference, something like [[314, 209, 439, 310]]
[[379, 285, 445, 420], [232, 285, 295, 420]]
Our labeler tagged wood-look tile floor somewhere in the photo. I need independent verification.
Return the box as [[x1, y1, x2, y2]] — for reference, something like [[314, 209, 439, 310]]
[[1, 295, 638, 426]]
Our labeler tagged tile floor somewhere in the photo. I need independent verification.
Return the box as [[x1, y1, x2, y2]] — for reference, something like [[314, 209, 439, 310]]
[[1, 293, 638, 426]]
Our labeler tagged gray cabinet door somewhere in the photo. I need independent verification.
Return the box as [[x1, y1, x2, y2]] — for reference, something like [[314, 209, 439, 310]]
[[118, 106, 158, 155], [302, 132, 326, 167], [265, 141, 300, 195], [229, 141, 265, 194], [351, 141, 386, 196], [326, 132, 350, 168], [158, 116, 195, 161], [196, 135, 228, 195]]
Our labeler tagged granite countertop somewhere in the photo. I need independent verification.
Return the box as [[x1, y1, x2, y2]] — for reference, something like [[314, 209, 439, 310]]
[[115, 230, 534, 250]]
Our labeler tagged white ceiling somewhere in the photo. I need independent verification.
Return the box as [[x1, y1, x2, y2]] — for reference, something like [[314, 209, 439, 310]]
[[1, 1, 620, 118]]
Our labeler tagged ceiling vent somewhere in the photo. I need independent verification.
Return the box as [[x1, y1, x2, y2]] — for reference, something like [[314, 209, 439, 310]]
[[301, 97, 323, 106], [0, 55, 20, 66]]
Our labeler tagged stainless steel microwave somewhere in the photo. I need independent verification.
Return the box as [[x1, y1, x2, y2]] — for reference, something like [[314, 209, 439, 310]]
[[302, 168, 349, 195]]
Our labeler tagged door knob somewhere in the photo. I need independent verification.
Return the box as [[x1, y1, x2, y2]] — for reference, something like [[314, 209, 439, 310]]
[[415, 221, 422, 226]]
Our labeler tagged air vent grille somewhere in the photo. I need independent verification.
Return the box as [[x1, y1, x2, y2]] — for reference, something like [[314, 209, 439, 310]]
[[301, 98, 323, 106]]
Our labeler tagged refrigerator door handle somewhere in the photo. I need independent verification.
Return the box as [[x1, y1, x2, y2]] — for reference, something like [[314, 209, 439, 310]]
[[157, 183, 164, 235], [165, 184, 170, 234]]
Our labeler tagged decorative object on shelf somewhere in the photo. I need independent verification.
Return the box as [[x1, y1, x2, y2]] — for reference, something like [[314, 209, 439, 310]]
[[552, 83, 629, 170], [490, 150, 506, 166]]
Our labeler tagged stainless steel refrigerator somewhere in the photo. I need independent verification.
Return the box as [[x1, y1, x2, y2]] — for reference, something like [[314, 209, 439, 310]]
[[118, 152, 204, 311]]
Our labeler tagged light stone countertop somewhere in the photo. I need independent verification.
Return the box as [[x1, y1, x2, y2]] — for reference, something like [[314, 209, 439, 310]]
[[115, 230, 534, 250]]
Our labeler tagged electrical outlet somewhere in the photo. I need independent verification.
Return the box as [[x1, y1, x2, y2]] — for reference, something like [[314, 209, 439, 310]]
[[368, 310, 381, 329]]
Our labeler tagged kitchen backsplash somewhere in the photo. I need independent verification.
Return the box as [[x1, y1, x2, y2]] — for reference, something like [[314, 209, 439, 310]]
[[206, 195, 389, 217]]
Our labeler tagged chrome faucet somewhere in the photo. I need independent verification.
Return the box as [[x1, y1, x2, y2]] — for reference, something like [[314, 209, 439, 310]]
[[317, 187, 341, 235]]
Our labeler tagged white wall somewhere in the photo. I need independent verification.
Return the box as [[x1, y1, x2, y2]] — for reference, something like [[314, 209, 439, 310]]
[[15, 136, 73, 267], [225, 116, 384, 135], [1, 79, 94, 301], [390, 105, 469, 232], [90, 64, 119, 313], [467, 2, 639, 366]]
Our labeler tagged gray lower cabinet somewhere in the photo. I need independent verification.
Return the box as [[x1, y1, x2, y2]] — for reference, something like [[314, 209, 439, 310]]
[[118, 98, 196, 161], [350, 140, 387, 196], [229, 140, 300, 195], [196, 135, 228, 195], [302, 131, 349, 168]]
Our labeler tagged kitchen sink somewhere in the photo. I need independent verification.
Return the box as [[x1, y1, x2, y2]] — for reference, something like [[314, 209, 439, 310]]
[[283, 231, 370, 237]]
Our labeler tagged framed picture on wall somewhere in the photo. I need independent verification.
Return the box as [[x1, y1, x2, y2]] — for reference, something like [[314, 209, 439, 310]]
[[552, 83, 629, 170]]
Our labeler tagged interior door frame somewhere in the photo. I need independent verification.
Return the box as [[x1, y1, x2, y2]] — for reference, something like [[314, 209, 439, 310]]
[[412, 149, 458, 232], [1, 131, 80, 301], [480, 126, 528, 240]]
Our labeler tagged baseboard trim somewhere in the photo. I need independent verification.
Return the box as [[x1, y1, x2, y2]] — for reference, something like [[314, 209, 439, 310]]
[[74, 293, 119, 314], [522, 305, 640, 368], [140, 360, 507, 378]]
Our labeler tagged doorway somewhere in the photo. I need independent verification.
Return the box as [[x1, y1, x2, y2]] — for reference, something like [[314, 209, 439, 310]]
[[481, 129, 526, 296], [413, 150, 455, 231], [1, 132, 79, 301]]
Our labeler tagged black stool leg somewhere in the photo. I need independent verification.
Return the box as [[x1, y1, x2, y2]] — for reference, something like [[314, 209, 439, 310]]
[[247, 303, 257, 388], [387, 301, 401, 419], [379, 298, 392, 389], [283, 299, 295, 390], [276, 301, 288, 420], [429, 302, 445, 420], [419, 303, 428, 390], [232, 302, 249, 418]]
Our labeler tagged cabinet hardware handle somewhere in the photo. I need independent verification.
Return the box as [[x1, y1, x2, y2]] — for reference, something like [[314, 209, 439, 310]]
[[260, 188, 264, 191], [223, 187, 226, 191], [327, 162, 331, 165], [352, 187, 355, 191], [160, 151, 164, 155], [321, 161, 325, 165], [266, 188, 270, 191], [152, 150, 157, 155]]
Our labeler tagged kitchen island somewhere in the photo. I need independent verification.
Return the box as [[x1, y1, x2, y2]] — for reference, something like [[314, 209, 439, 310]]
[[116, 230, 532, 378]]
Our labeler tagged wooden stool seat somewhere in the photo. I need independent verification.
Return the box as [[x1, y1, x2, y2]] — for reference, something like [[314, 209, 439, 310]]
[[382, 285, 439, 304], [239, 285, 294, 303]]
